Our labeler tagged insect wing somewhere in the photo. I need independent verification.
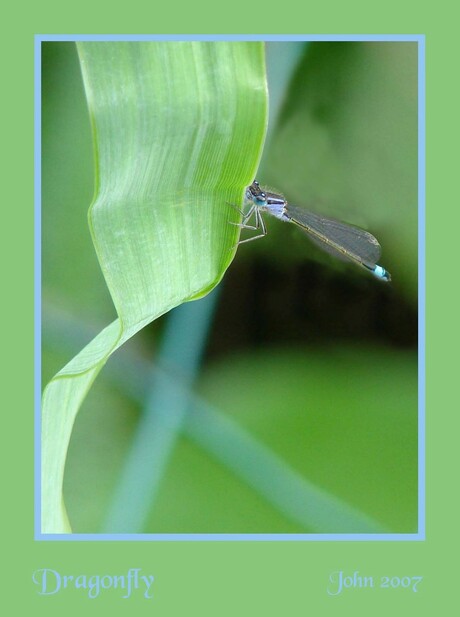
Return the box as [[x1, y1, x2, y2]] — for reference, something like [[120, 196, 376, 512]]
[[286, 205, 382, 268]]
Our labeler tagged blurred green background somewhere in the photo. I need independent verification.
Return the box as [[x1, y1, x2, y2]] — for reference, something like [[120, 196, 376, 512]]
[[42, 41, 418, 534]]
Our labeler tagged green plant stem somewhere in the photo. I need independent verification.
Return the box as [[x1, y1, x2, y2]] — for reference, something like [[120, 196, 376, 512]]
[[102, 288, 220, 533]]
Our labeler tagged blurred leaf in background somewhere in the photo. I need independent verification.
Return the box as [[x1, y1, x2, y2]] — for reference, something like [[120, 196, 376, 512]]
[[261, 42, 418, 299], [42, 41, 418, 535]]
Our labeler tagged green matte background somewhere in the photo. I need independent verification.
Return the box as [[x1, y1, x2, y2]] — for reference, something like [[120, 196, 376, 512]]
[[3, 0, 455, 613]]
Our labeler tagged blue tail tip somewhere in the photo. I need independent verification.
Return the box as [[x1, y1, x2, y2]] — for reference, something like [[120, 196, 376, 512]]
[[373, 265, 391, 282]]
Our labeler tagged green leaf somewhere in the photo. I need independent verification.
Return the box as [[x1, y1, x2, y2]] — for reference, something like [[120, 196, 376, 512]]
[[41, 41, 268, 533]]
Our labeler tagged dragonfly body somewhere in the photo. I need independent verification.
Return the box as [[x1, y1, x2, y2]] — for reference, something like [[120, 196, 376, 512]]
[[236, 180, 391, 282], [246, 181, 288, 221]]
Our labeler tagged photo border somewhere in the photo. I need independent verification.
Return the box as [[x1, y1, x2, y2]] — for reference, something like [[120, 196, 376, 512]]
[[35, 33, 425, 542]]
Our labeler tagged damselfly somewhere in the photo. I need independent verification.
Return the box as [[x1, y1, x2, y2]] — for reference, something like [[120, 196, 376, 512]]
[[232, 180, 391, 282]]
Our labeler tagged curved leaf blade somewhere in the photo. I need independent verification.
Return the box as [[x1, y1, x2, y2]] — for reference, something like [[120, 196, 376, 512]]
[[41, 41, 268, 533]]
